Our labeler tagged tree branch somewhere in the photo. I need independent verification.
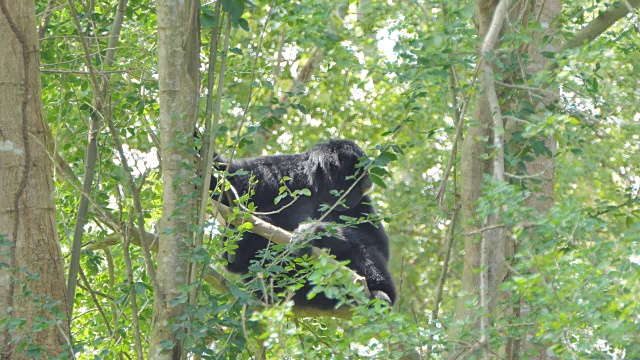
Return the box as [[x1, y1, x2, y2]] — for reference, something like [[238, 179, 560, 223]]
[[214, 201, 371, 299], [563, 0, 640, 50]]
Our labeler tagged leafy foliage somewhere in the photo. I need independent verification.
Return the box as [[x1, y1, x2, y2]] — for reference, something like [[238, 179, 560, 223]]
[[26, 0, 640, 358]]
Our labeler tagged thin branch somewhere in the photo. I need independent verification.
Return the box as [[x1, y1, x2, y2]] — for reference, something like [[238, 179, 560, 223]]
[[78, 267, 113, 334], [65, 0, 101, 96], [438, 0, 462, 206], [465, 223, 506, 237], [107, 118, 163, 303], [122, 214, 144, 360], [454, 340, 487, 360], [192, 0, 223, 312], [502, 115, 532, 125], [102, 0, 128, 77], [189, 3, 225, 348], [213, 201, 371, 299], [427, 206, 460, 358], [435, 65, 479, 205], [431, 206, 460, 320], [65, 0, 128, 315], [505, 163, 553, 180], [103, 248, 119, 332], [76, 280, 114, 300], [40, 69, 133, 74], [37, 0, 56, 43], [495, 80, 557, 96], [31, 131, 121, 233]]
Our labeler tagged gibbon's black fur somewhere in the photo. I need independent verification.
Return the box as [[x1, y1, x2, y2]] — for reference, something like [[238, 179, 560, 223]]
[[210, 140, 395, 308]]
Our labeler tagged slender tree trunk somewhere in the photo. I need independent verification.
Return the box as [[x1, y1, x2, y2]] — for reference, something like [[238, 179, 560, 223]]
[[454, 0, 509, 330], [0, 1, 70, 358], [520, 0, 560, 211], [149, 0, 200, 358]]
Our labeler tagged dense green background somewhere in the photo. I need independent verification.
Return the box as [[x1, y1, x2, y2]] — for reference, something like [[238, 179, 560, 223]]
[[34, 0, 639, 358]]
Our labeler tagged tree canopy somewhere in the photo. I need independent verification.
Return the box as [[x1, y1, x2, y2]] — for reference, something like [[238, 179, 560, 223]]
[[0, 0, 638, 358]]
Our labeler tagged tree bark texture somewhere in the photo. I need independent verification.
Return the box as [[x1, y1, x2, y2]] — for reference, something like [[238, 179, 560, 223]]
[[521, 0, 560, 212], [506, 1, 561, 358], [0, 1, 70, 358], [455, 0, 563, 357], [149, 0, 200, 358], [456, 0, 510, 326]]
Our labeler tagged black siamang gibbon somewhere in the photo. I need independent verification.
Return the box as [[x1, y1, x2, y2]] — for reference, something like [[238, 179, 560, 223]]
[[210, 140, 395, 309]]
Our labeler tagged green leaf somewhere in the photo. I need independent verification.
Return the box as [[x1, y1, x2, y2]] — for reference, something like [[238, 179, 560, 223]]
[[237, 18, 250, 32], [222, 0, 244, 21], [369, 166, 390, 177], [273, 107, 287, 116], [160, 340, 175, 351], [274, 193, 287, 204], [299, 188, 311, 196], [370, 173, 387, 188], [260, 79, 274, 90], [373, 151, 398, 167], [626, 216, 635, 228], [291, 103, 308, 114], [200, 13, 217, 29], [134, 282, 147, 296], [238, 222, 254, 232]]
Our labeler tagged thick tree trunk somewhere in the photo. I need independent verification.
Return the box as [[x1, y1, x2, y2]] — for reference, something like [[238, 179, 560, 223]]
[[149, 0, 200, 358], [0, 1, 70, 358], [505, 1, 561, 358], [453, 0, 640, 357], [453, 0, 562, 357]]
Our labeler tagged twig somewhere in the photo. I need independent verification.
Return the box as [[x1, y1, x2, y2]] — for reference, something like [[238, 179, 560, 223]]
[[213, 201, 371, 299], [106, 109, 163, 303], [37, 0, 56, 43], [431, 207, 460, 320], [426, 206, 460, 358], [79, 267, 113, 334], [435, 67, 476, 205], [40, 69, 133, 74], [504, 163, 553, 180]]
